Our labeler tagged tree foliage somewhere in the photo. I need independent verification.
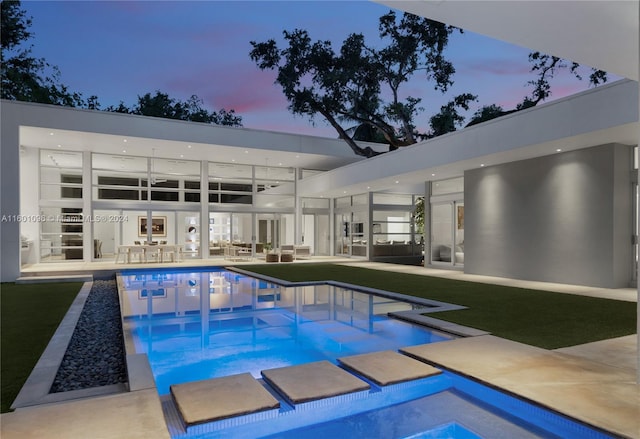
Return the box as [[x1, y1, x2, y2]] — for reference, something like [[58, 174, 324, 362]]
[[521, 51, 608, 109], [1, 1, 242, 127], [250, 11, 476, 157], [1, 0, 89, 106], [106, 91, 242, 126]]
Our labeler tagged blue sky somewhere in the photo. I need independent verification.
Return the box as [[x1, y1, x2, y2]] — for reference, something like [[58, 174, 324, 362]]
[[22, 1, 608, 138]]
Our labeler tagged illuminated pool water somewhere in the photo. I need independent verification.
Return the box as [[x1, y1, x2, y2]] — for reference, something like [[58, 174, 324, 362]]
[[119, 269, 614, 439], [120, 268, 452, 395]]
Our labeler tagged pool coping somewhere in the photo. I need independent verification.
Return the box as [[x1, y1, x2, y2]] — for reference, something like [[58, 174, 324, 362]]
[[229, 267, 489, 338]]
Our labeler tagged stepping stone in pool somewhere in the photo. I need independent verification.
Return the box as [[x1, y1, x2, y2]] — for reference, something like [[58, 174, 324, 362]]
[[261, 360, 370, 404], [338, 350, 442, 386], [170, 372, 280, 427]]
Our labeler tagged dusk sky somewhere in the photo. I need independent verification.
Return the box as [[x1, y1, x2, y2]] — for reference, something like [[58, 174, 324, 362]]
[[22, 1, 615, 138]]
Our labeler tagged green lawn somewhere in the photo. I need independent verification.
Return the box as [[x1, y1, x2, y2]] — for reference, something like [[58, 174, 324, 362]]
[[1, 282, 82, 413], [238, 263, 636, 350]]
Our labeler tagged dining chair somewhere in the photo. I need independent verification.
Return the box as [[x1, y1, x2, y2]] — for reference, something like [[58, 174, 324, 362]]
[[115, 246, 129, 263], [128, 246, 146, 263]]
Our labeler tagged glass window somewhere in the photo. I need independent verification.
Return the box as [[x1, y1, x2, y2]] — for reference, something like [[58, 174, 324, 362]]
[[255, 166, 295, 181], [302, 198, 329, 209], [432, 177, 464, 195], [40, 150, 83, 201], [351, 194, 368, 206], [40, 207, 84, 262], [301, 169, 324, 179], [335, 196, 351, 208], [372, 193, 413, 205], [209, 162, 252, 179], [93, 154, 146, 201], [431, 203, 453, 263], [185, 181, 200, 203]]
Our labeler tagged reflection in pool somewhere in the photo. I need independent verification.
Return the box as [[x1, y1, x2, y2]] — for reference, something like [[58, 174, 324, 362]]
[[120, 269, 453, 395]]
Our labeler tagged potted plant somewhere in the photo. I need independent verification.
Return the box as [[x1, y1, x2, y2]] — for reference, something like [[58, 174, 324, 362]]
[[264, 242, 278, 262]]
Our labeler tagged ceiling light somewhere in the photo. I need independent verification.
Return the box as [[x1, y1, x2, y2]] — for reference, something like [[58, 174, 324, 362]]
[[395, 180, 399, 184], [57, 144, 61, 148], [123, 139, 127, 143], [480, 164, 485, 167], [278, 162, 282, 166], [49, 132, 54, 136], [244, 150, 249, 154], [343, 191, 347, 194], [367, 186, 370, 189], [122, 149, 126, 153], [187, 144, 192, 148], [431, 173, 435, 177], [556, 148, 562, 152], [180, 154, 184, 158]]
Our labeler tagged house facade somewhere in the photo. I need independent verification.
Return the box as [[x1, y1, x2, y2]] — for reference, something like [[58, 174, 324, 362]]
[[1, 77, 637, 288], [1, 1, 638, 291]]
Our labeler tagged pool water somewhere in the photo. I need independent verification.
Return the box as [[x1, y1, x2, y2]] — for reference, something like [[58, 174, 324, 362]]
[[119, 269, 614, 439], [120, 269, 452, 395]]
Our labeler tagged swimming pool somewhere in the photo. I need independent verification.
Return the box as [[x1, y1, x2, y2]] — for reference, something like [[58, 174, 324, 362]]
[[120, 268, 453, 395], [119, 268, 614, 439]]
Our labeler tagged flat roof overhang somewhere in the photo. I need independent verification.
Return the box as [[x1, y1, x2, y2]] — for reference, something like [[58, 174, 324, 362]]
[[375, 0, 638, 81], [4, 100, 378, 171], [299, 79, 639, 198]]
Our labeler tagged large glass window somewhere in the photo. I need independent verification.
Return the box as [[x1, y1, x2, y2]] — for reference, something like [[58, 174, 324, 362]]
[[372, 193, 413, 205], [432, 177, 464, 196], [40, 207, 84, 261], [40, 150, 83, 201], [93, 154, 147, 201], [209, 162, 253, 205], [302, 198, 330, 256], [430, 203, 465, 264]]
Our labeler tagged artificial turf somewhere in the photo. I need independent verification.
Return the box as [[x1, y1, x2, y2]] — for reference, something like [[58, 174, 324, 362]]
[[0, 282, 82, 413], [238, 263, 636, 350]]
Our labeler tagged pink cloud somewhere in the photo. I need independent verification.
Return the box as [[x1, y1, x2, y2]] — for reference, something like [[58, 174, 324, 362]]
[[458, 59, 532, 77], [165, 63, 288, 114]]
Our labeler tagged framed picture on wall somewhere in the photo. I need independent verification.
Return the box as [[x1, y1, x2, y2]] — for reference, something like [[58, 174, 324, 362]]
[[139, 216, 167, 237], [457, 206, 464, 230]]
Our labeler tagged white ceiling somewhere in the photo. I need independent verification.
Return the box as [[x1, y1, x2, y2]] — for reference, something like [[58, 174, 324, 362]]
[[20, 125, 363, 174], [376, 0, 639, 80]]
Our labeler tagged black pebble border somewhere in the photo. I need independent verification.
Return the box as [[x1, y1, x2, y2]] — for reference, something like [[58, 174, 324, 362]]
[[50, 277, 127, 393]]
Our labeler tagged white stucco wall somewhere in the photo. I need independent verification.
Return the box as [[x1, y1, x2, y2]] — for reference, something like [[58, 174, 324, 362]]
[[464, 143, 633, 288]]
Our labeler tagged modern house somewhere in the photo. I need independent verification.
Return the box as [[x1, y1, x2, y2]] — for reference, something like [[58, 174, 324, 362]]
[[1, 1, 638, 292]]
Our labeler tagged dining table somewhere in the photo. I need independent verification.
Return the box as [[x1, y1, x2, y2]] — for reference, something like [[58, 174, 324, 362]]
[[116, 244, 182, 263]]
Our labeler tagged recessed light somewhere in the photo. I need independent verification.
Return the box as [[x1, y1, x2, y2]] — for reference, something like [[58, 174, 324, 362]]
[[180, 154, 184, 158], [49, 132, 54, 136], [57, 144, 61, 148], [431, 173, 435, 177], [122, 150, 126, 153], [123, 139, 127, 143], [395, 180, 399, 184], [367, 186, 370, 190], [343, 191, 347, 194], [244, 150, 249, 154], [231, 159, 236, 162], [480, 164, 485, 167], [556, 148, 562, 152], [295, 155, 300, 159], [278, 162, 282, 166], [187, 144, 192, 148]]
